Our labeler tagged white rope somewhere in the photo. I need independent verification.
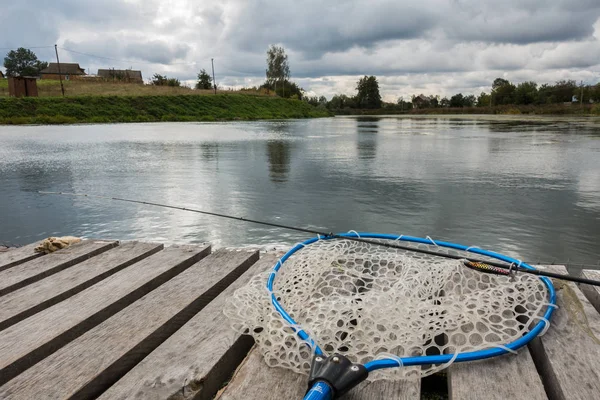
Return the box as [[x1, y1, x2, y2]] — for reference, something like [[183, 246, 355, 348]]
[[425, 236, 439, 246], [347, 230, 361, 238], [375, 353, 404, 368], [494, 344, 518, 354]]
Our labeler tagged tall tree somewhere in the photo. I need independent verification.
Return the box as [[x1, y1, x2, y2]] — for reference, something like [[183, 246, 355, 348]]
[[356, 76, 382, 109], [477, 92, 491, 107], [3, 48, 48, 77], [196, 69, 212, 90], [514, 81, 538, 105], [266, 45, 290, 96], [491, 77, 516, 105]]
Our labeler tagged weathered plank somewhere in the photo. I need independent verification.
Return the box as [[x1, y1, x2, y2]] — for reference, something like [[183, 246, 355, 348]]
[[0, 244, 210, 386], [448, 350, 547, 400], [0, 249, 259, 400], [0, 240, 118, 296], [98, 253, 277, 400], [578, 269, 600, 315], [217, 347, 420, 399], [0, 241, 163, 331], [0, 242, 43, 272], [528, 265, 600, 400], [216, 349, 307, 400]]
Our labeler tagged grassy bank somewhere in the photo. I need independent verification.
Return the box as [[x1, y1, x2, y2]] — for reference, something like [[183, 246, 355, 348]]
[[334, 103, 599, 116], [0, 94, 331, 125], [0, 79, 270, 98]]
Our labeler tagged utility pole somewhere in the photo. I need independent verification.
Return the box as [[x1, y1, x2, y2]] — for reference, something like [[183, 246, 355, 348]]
[[211, 58, 216, 95], [54, 44, 65, 97]]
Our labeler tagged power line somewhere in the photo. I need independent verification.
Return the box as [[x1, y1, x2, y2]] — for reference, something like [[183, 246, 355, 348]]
[[58, 47, 197, 67]]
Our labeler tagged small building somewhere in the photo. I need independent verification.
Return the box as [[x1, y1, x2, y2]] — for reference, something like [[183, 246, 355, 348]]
[[97, 69, 143, 84], [0, 71, 4, 79], [40, 63, 86, 80], [8, 77, 38, 97], [412, 94, 432, 109]]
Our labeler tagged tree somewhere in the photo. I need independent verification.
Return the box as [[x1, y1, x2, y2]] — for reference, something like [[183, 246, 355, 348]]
[[450, 93, 465, 107], [266, 45, 290, 96], [440, 97, 450, 107], [3, 48, 48, 77], [552, 80, 577, 102], [491, 77, 516, 105], [150, 73, 180, 87], [356, 76, 382, 109], [477, 92, 491, 107], [464, 94, 476, 107], [196, 69, 212, 90], [260, 79, 303, 99], [514, 81, 538, 105]]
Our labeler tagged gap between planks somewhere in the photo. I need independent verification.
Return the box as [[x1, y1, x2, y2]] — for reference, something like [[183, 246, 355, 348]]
[[0, 244, 210, 386], [0, 248, 259, 400]]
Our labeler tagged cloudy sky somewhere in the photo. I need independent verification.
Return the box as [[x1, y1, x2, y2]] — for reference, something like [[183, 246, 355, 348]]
[[2, 0, 600, 101]]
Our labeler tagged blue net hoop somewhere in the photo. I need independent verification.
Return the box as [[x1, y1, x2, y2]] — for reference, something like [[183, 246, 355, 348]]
[[266, 232, 557, 373]]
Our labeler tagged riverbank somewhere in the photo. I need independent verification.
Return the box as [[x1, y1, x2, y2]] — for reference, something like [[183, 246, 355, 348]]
[[0, 94, 331, 125], [334, 103, 600, 116]]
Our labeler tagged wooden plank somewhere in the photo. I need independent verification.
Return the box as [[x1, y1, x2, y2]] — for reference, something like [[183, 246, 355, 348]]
[[0, 240, 118, 296], [0, 249, 259, 400], [528, 265, 600, 400], [578, 269, 600, 315], [0, 241, 163, 331], [0, 244, 210, 386], [99, 253, 277, 400], [0, 242, 43, 272], [218, 349, 420, 400], [448, 351, 547, 400], [216, 349, 306, 400]]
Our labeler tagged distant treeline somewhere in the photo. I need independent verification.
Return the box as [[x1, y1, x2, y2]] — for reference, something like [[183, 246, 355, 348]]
[[319, 78, 600, 113]]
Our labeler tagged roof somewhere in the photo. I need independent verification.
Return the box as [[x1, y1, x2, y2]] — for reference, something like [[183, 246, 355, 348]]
[[40, 63, 86, 75], [413, 94, 430, 103], [97, 69, 143, 80], [0, 71, 4, 78]]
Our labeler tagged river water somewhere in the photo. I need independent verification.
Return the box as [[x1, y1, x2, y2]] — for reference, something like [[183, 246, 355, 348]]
[[1, 115, 599, 266]]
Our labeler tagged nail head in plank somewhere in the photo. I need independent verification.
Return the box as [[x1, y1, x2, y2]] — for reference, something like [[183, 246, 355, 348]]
[[0, 242, 44, 272], [0, 244, 210, 386], [99, 253, 278, 400], [0, 241, 163, 331], [0, 248, 259, 400], [528, 265, 600, 400], [0, 240, 118, 296], [578, 269, 600, 315], [448, 350, 547, 400]]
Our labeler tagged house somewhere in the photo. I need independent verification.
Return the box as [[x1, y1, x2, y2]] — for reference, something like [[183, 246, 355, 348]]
[[0, 71, 4, 79], [97, 69, 143, 83], [412, 94, 432, 109], [40, 63, 86, 80]]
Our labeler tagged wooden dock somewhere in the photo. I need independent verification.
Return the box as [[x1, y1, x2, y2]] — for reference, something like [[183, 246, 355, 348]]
[[0, 239, 599, 399]]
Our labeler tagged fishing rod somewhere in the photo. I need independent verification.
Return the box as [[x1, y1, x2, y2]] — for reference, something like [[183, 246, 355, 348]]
[[38, 190, 600, 287]]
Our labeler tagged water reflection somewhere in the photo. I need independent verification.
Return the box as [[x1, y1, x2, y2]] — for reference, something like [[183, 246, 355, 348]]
[[356, 117, 379, 160], [266, 140, 291, 183], [0, 117, 599, 266]]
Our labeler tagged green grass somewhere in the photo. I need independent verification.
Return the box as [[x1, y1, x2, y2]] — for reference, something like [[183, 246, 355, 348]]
[[0, 94, 331, 125], [0, 79, 271, 97]]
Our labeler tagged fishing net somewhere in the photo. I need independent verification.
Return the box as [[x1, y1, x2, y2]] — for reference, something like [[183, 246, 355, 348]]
[[224, 236, 552, 381]]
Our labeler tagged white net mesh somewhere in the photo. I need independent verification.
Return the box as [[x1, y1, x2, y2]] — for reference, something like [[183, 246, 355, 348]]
[[224, 238, 550, 380]]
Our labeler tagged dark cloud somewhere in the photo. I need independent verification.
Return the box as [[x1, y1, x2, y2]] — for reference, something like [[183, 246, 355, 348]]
[[225, 0, 437, 55], [2, 0, 600, 98]]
